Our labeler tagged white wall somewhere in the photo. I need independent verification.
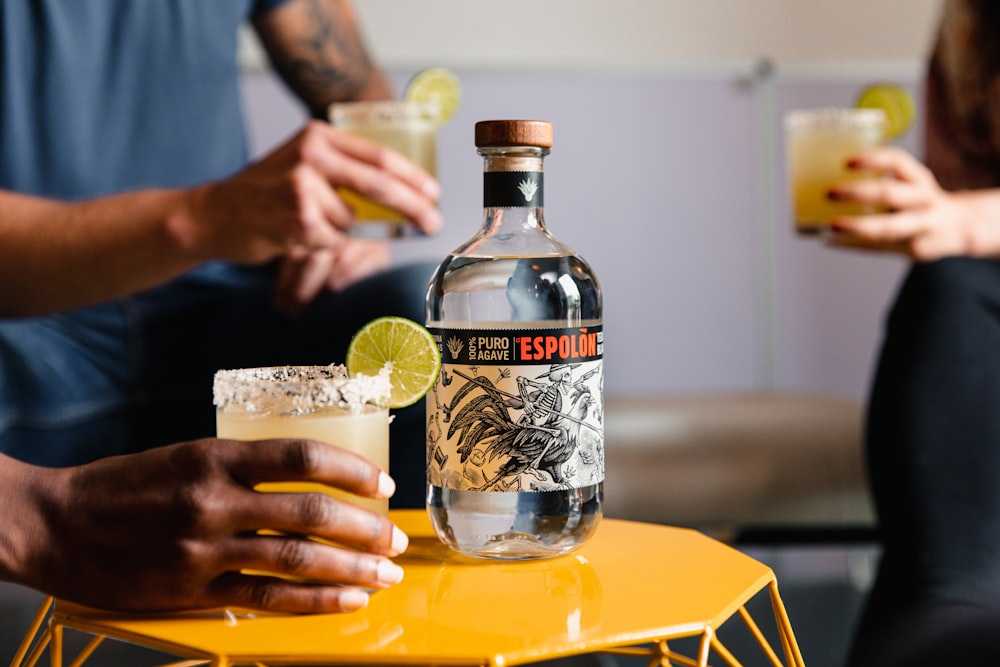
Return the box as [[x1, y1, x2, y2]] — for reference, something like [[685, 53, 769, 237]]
[[244, 1, 942, 72], [240, 2, 943, 401]]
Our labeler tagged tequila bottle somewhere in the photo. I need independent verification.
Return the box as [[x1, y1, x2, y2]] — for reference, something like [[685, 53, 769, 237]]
[[425, 120, 604, 559]]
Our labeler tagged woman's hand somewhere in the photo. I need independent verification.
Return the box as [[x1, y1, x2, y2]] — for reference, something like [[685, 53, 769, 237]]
[[825, 145, 973, 261]]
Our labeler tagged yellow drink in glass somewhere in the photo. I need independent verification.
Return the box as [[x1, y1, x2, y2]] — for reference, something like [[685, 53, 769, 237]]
[[213, 365, 391, 515], [329, 100, 439, 235], [785, 108, 887, 234]]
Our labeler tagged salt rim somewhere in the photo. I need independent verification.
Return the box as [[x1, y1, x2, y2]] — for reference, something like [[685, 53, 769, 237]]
[[328, 99, 441, 125], [213, 364, 392, 416], [784, 107, 887, 131]]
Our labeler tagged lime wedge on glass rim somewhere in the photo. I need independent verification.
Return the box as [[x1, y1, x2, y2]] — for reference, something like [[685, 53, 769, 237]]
[[404, 67, 462, 125], [346, 317, 440, 409], [855, 83, 915, 141]]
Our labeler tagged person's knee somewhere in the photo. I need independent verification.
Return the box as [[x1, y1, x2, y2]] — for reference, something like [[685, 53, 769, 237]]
[[340, 260, 436, 323], [890, 257, 1000, 336], [854, 601, 1000, 667], [375, 261, 437, 318], [907, 257, 1000, 309]]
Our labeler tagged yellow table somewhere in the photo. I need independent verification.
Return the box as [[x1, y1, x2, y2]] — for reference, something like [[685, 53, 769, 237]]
[[13, 510, 805, 667]]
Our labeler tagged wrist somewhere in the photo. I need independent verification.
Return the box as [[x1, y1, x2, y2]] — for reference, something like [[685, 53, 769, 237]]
[[0, 456, 62, 587], [163, 185, 217, 262], [952, 189, 1000, 258]]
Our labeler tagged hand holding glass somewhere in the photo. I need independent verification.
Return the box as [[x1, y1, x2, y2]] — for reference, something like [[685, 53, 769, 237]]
[[785, 108, 887, 234], [329, 100, 439, 237], [214, 365, 391, 515]]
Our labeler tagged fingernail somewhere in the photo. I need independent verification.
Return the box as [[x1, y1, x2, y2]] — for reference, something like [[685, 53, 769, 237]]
[[340, 588, 369, 611], [376, 471, 396, 498], [424, 209, 443, 235], [423, 179, 442, 201], [377, 559, 405, 586], [390, 526, 409, 556]]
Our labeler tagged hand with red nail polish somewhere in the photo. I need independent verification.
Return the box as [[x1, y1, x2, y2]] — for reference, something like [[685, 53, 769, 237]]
[[822, 146, 1000, 261]]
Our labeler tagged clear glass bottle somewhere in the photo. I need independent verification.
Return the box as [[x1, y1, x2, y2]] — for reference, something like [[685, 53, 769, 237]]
[[425, 120, 604, 559]]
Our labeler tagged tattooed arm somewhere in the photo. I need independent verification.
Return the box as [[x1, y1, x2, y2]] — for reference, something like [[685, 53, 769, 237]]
[[252, 0, 394, 117], [248, 0, 442, 308]]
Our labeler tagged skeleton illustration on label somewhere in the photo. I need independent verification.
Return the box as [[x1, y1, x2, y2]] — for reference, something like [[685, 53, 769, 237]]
[[426, 326, 604, 493]]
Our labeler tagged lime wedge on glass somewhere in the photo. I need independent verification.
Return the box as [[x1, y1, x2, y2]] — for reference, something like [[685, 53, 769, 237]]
[[404, 67, 462, 125], [855, 83, 915, 141], [347, 316, 440, 409]]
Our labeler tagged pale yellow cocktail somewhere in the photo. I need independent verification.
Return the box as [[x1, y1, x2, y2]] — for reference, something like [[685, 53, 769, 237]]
[[213, 365, 391, 515], [785, 108, 887, 234], [329, 100, 438, 229]]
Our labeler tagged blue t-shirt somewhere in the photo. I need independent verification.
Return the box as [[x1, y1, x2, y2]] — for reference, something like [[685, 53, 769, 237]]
[[0, 0, 290, 199]]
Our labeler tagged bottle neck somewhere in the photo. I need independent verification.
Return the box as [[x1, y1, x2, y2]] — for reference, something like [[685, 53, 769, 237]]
[[479, 147, 547, 211]]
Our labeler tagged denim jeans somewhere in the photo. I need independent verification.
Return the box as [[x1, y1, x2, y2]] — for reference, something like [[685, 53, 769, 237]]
[[0, 261, 435, 508]]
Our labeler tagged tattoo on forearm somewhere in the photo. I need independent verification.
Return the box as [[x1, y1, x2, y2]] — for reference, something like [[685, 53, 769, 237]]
[[273, 0, 375, 113]]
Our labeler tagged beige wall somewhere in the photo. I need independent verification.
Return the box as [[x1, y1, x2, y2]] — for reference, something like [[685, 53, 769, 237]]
[[239, 1, 946, 399], [242, 1, 943, 74], [352, 0, 942, 70]]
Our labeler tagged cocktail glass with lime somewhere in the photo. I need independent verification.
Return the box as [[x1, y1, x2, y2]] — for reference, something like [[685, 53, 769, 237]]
[[785, 83, 915, 235], [329, 100, 438, 237], [785, 107, 888, 234], [328, 68, 461, 238], [212, 318, 440, 515], [214, 364, 393, 514]]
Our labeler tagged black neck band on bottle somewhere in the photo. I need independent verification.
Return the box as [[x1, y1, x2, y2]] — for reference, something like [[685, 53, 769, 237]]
[[483, 171, 544, 208]]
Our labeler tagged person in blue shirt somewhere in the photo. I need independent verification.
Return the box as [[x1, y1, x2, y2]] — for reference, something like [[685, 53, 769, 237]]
[[0, 0, 438, 614]]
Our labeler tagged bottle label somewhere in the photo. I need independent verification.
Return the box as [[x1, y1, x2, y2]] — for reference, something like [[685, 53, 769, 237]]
[[426, 325, 604, 492], [483, 171, 544, 208]]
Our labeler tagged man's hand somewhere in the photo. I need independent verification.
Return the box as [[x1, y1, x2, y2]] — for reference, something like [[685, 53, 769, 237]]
[[176, 121, 441, 266], [273, 239, 391, 316], [4, 439, 408, 614]]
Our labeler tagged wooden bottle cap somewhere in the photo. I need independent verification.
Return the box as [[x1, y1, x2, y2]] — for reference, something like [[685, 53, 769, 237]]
[[475, 120, 553, 148]]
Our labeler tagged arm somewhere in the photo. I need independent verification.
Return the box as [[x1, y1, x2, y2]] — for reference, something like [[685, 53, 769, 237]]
[[0, 439, 408, 613], [250, 0, 435, 311], [824, 146, 1000, 261], [252, 0, 394, 116], [824, 8, 1000, 262], [0, 122, 440, 317], [0, 189, 201, 316]]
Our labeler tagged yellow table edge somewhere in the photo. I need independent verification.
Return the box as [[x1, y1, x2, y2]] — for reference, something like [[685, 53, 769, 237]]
[[15, 511, 805, 667]]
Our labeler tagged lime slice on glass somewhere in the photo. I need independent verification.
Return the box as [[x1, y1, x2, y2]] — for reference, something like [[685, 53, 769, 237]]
[[347, 316, 440, 408], [855, 83, 915, 141], [404, 67, 462, 125]]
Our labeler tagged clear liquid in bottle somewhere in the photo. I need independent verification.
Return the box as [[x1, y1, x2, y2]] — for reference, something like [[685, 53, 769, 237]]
[[425, 120, 604, 559]]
